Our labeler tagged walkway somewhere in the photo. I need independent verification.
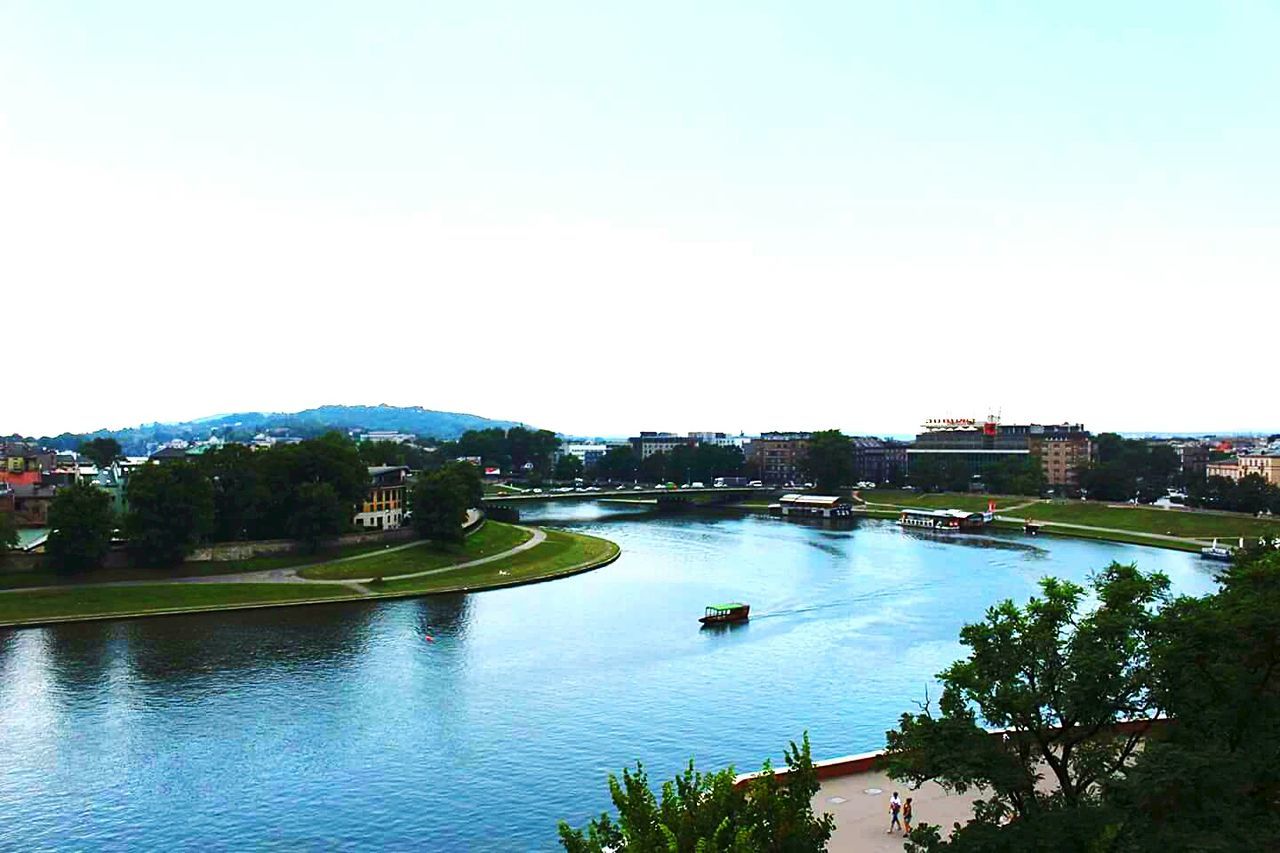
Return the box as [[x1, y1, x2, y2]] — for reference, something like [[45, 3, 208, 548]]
[[0, 513, 550, 595], [816, 769, 980, 852]]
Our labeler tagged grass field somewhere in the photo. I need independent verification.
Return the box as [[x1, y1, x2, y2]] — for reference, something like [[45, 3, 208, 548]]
[[297, 522, 533, 580], [1010, 501, 1280, 541], [860, 490, 1037, 512], [375, 529, 618, 595], [0, 583, 357, 625], [0, 539, 400, 591]]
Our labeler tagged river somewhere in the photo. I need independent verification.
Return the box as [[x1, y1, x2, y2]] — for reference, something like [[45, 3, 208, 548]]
[[0, 506, 1218, 850]]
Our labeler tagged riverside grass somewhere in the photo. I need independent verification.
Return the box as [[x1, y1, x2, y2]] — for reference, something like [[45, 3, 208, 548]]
[[0, 527, 618, 627], [297, 521, 533, 580]]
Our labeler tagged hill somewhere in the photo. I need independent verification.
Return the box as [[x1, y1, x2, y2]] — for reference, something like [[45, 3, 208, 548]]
[[15, 405, 533, 454]]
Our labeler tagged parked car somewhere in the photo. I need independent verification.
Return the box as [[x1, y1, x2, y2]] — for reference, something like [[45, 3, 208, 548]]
[[748, 480, 763, 487], [690, 481, 705, 488]]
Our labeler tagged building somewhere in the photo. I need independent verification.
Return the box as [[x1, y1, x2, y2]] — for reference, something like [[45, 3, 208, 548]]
[[359, 431, 417, 444], [11, 483, 57, 526], [775, 493, 854, 519], [354, 466, 409, 530], [1170, 442, 1209, 477], [1209, 454, 1280, 486], [1027, 432, 1094, 490], [908, 418, 1092, 489], [747, 432, 812, 484], [558, 443, 611, 468], [688, 432, 753, 450], [851, 437, 908, 485], [628, 432, 696, 460]]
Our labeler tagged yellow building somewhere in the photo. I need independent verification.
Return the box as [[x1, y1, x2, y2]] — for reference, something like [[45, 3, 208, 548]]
[[355, 466, 409, 530], [1207, 455, 1280, 486]]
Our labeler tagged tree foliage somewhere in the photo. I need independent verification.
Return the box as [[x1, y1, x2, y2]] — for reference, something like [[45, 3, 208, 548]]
[[286, 482, 348, 552], [411, 461, 480, 545], [0, 510, 18, 554], [892, 551, 1280, 852], [559, 733, 834, 852], [77, 437, 122, 468], [1076, 434, 1179, 501], [124, 461, 215, 567], [554, 454, 585, 482], [1186, 473, 1280, 516], [802, 430, 853, 493], [46, 480, 116, 572]]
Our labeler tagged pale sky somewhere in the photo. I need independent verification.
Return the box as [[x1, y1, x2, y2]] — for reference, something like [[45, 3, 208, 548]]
[[2, 2, 1276, 438]]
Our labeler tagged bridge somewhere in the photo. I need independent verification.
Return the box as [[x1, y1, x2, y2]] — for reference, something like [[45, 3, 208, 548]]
[[482, 486, 762, 507]]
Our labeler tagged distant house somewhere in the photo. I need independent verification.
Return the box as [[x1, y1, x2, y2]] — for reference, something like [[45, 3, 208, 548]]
[[11, 483, 57, 527], [354, 466, 409, 530], [149, 446, 191, 463]]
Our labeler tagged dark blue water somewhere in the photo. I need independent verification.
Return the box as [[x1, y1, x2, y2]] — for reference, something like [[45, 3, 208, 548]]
[[0, 511, 1216, 851]]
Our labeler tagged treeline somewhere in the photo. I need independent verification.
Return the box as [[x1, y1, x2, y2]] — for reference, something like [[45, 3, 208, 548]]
[[41, 433, 483, 573], [590, 443, 748, 485], [1187, 473, 1280, 515], [430, 427, 561, 477], [909, 454, 1045, 494], [1075, 433, 1181, 501]]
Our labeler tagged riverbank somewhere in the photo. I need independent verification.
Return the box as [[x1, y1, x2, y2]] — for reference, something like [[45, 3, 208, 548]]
[[0, 524, 620, 628]]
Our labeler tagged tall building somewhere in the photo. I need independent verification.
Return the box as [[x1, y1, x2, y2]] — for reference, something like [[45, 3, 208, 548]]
[[851, 437, 908, 484], [908, 417, 1092, 489], [629, 432, 696, 460], [747, 432, 812, 484], [1208, 454, 1280, 486]]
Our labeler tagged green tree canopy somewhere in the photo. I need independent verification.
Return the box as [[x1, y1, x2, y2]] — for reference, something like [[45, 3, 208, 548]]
[[286, 481, 348, 551], [559, 733, 833, 852], [46, 480, 116, 572], [0, 510, 18, 554], [78, 437, 122, 468], [554, 454, 584, 482], [802, 430, 853, 493], [124, 461, 215, 567], [411, 461, 480, 545]]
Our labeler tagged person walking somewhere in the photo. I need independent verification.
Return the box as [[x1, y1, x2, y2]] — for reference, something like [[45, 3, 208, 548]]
[[903, 797, 913, 836], [888, 791, 902, 834]]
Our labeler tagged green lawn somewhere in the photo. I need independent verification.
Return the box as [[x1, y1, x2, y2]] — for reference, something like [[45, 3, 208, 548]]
[[1011, 501, 1280, 541], [860, 490, 1037, 512], [297, 522, 533, 580], [0, 583, 356, 626], [0, 539, 402, 591], [375, 528, 618, 595]]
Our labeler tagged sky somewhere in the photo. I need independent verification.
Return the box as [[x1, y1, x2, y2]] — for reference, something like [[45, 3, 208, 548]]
[[2, 1, 1277, 438]]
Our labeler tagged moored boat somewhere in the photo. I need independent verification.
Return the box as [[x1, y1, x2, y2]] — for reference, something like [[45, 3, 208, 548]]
[[1200, 537, 1238, 562], [700, 602, 750, 625]]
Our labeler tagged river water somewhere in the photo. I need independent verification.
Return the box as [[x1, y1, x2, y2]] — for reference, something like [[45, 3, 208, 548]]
[[0, 507, 1217, 850]]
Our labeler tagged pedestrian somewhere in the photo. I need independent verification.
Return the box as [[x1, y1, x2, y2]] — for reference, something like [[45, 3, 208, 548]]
[[888, 791, 902, 834], [903, 797, 913, 836]]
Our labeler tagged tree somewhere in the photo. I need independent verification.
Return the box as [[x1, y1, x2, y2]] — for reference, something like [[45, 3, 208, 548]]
[[802, 430, 853, 493], [124, 461, 215, 567], [554, 453, 585, 482], [0, 510, 17, 557], [983, 456, 1045, 496], [596, 445, 638, 482], [886, 564, 1170, 826], [559, 733, 834, 852], [78, 437, 122, 468], [46, 481, 116, 572], [411, 463, 478, 545], [198, 444, 263, 541], [287, 482, 348, 551]]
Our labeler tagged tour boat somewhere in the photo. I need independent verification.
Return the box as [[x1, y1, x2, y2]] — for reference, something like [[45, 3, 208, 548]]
[[699, 602, 750, 626], [1200, 538, 1237, 562]]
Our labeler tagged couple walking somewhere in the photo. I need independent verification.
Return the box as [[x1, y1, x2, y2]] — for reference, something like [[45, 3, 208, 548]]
[[887, 791, 912, 836]]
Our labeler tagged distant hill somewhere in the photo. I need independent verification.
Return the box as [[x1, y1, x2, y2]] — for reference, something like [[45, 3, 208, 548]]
[[16, 405, 534, 455]]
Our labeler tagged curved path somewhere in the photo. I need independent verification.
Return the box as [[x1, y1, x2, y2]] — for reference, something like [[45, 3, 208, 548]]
[[0, 520, 548, 595]]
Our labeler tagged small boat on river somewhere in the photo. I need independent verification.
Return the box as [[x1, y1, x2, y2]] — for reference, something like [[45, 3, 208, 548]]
[[700, 602, 750, 626], [1200, 537, 1238, 562]]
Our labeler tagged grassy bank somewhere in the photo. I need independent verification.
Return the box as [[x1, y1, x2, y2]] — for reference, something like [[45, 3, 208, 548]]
[[1010, 501, 1280, 541], [297, 522, 532, 580], [374, 529, 618, 595], [0, 583, 358, 625], [0, 538, 401, 591], [0, 527, 619, 628], [861, 490, 1037, 512]]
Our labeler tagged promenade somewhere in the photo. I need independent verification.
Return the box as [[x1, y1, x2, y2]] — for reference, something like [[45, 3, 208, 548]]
[[814, 769, 980, 852]]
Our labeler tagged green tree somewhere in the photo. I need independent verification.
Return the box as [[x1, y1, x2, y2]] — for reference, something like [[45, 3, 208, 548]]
[[411, 462, 479, 545], [596, 445, 638, 482], [555, 453, 584, 482], [124, 461, 215, 567], [802, 430, 853, 493], [198, 444, 262, 541], [287, 481, 349, 551], [886, 564, 1170, 826], [46, 480, 116, 572], [559, 733, 834, 852], [78, 437, 122, 468], [0, 509, 18, 556]]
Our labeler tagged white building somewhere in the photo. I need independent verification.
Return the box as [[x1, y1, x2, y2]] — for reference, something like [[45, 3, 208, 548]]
[[558, 443, 611, 467]]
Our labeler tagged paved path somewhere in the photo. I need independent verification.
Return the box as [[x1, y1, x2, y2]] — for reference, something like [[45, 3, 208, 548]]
[[0, 513, 551, 595], [994, 515, 1206, 547]]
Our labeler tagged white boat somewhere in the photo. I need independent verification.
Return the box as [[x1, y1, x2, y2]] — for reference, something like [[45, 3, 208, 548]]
[[1200, 537, 1236, 562]]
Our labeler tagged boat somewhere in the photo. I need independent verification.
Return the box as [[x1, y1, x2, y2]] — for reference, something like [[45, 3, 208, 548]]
[[1200, 537, 1237, 562], [700, 602, 750, 625]]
